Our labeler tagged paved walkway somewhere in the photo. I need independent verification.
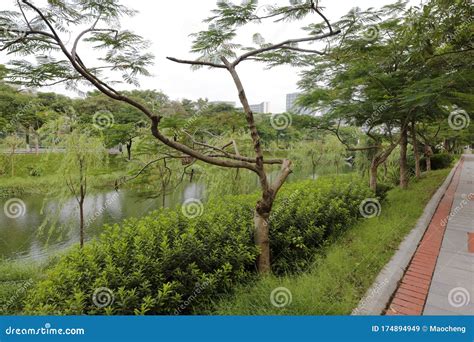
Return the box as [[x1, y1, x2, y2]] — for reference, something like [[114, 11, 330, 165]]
[[386, 155, 474, 315], [424, 155, 474, 315]]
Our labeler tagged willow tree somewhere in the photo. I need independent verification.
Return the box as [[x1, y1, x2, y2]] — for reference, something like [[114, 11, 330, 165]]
[[0, 0, 339, 273], [61, 132, 106, 248]]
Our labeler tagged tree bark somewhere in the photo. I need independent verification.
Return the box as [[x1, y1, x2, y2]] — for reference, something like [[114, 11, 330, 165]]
[[79, 184, 85, 248], [400, 127, 409, 189], [425, 145, 433, 172], [34, 131, 40, 155], [369, 160, 378, 192], [254, 203, 271, 274], [126, 139, 132, 161], [254, 159, 292, 273], [411, 120, 421, 178], [10, 147, 15, 177]]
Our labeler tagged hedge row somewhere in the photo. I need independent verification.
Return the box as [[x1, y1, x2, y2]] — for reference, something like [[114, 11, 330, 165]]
[[24, 176, 373, 315]]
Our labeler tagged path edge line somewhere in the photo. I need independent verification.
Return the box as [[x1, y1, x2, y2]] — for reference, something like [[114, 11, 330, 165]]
[[352, 161, 462, 315]]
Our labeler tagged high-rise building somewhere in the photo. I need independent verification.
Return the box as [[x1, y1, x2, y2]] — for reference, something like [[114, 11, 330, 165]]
[[249, 102, 270, 113], [286, 92, 314, 115]]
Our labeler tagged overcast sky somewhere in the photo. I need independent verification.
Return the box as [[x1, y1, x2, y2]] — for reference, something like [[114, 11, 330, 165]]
[[0, 0, 419, 112]]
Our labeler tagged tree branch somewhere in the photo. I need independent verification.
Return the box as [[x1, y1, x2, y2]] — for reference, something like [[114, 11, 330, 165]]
[[166, 56, 227, 69]]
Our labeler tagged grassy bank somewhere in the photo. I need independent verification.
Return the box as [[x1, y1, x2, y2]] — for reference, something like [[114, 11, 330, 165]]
[[211, 169, 451, 315], [0, 261, 43, 315], [0, 153, 127, 197]]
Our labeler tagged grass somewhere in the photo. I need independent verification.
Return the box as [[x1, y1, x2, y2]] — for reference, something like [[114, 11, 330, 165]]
[[0, 168, 451, 315], [0, 153, 127, 197], [0, 261, 43, 315], [210, 169, 451, 315]]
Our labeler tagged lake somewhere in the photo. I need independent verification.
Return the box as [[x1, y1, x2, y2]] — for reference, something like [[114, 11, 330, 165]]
[[0, 166, 349, 262]]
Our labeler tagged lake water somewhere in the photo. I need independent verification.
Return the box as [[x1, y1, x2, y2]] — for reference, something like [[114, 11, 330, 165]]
[[0, 167, 348, 262]]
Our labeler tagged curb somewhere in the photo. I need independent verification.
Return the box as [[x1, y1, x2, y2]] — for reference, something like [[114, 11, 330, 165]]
[[352, 161, 461, 315]]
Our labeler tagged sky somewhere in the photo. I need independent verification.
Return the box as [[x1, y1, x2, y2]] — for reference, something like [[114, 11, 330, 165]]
[[0, 0, 419, 113]]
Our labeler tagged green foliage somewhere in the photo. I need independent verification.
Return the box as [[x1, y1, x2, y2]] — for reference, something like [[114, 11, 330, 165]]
[[375, 183, 393, 201], [1, 0, 153, 88], [23, 176, 372, 315], [213, 169, 450, 315], [423, 153, 455, 170], [0, 261, 42, 315], [269, 177, 372, 273], [24, 198, 259, 315]]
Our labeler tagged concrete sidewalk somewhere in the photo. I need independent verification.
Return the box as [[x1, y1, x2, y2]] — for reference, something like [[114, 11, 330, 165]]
[[424, 155, 474, 315]]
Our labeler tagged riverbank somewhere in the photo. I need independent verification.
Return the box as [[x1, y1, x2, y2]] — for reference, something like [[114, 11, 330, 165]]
[[211, 169, 451, 315], [0, 168, 453, 315], [0, 153, 127, 197]]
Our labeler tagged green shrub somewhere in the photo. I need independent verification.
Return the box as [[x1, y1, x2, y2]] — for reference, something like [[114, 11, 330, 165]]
[[375, 183, 393, 201], [24, 177, 372, 315], [24, 205, 258, 315], [421, 153, 454, 170], [269, 178, 372, 273], [27, 166, 43, 177]]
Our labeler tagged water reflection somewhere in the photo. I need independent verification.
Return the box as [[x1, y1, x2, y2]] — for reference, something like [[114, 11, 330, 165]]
[[0, 181, 206, 262], [0, 166, 344, 262]]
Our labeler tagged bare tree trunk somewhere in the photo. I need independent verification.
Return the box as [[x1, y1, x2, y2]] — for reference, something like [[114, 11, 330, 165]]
[[254, 200, 272, 274], [10, 148, 15, 177], [443, 139, 449, 152], [126, 139, 132, 161], [26, 128, 31, 151], [254, 160, 292, 273], [35, 131, 40, 155], [79, 184, 85, 248], [162, 182, 166, 207], [424, 144, 433, 172], [400, 127, 409, 189], [411, 120, 421, 178], [369, 159, 378, 192]]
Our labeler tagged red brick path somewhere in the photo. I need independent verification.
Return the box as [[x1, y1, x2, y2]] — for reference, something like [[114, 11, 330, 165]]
[[385, 160, 464, 315]]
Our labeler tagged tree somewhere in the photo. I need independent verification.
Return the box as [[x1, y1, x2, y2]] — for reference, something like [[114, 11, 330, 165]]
[[60, 132, 106, 248], [0, 0, 339, 273], [298, 0, 472, 190], [3, 134, 23, 176], [166, 0, 341, 272]]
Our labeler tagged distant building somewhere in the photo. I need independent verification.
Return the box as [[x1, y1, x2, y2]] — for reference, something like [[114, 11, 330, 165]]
[[249, 102, 270, 114], [286, 92, 314, 115]]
